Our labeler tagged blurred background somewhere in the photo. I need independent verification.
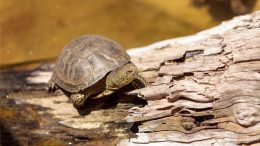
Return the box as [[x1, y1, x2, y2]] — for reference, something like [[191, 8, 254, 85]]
[[1, 0, 260, 66]]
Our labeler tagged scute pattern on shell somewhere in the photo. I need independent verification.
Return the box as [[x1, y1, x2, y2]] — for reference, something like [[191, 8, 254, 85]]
[[52, 35, 130, 93]]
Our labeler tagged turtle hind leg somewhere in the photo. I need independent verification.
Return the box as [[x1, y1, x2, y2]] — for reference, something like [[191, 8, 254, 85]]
[[70, 93, 87, 107], [131, 74, 150, 89]]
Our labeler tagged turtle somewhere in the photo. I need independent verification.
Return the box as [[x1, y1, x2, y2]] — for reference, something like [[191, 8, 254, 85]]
[[48, 35, 147, 107]]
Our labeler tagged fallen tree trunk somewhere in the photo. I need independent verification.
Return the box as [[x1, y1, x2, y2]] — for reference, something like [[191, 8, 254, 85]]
[[120, 11, 260, 146], [0, 11, 260, 146]]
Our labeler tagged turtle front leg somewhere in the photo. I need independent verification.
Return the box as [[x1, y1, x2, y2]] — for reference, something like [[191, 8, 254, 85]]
[[93, 90, 114, 99], [70, 93, 87, 107]]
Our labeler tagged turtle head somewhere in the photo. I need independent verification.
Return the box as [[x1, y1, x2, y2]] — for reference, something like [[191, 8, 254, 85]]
[[108, 63, 138, 88], [122, 63, 139, 84]]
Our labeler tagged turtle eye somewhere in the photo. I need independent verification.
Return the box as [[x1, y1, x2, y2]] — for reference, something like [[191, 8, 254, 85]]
[[126, 70, 135, 76], [127, 70, 133, 74]]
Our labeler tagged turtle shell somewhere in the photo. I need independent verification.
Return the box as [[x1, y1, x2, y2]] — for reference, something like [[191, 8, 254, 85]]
[[52, 35, 130, 93]]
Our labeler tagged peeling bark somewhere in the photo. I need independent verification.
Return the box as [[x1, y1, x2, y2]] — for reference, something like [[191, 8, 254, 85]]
[[121, 11, 260, 146]]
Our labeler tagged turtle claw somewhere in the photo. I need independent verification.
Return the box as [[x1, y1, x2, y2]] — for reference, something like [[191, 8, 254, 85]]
[[47, 80, 57, 93], [93, 90, 113, 99], [131, 74, 150, 89]]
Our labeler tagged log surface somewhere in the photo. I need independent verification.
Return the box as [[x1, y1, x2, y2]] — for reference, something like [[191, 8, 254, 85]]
[[0, 11, 260, 146], [120, 11, 260, 146]]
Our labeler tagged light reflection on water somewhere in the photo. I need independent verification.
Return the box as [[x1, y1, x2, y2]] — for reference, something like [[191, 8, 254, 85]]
[[0, 0, 259, 66]]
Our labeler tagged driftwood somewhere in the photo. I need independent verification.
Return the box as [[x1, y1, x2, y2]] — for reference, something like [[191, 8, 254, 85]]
[[1, 11, 260, 146]]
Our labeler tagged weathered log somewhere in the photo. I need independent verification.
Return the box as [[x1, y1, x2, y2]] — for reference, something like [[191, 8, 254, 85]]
[[0, 11, 260, 146], [120, 11, 260, 146]]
